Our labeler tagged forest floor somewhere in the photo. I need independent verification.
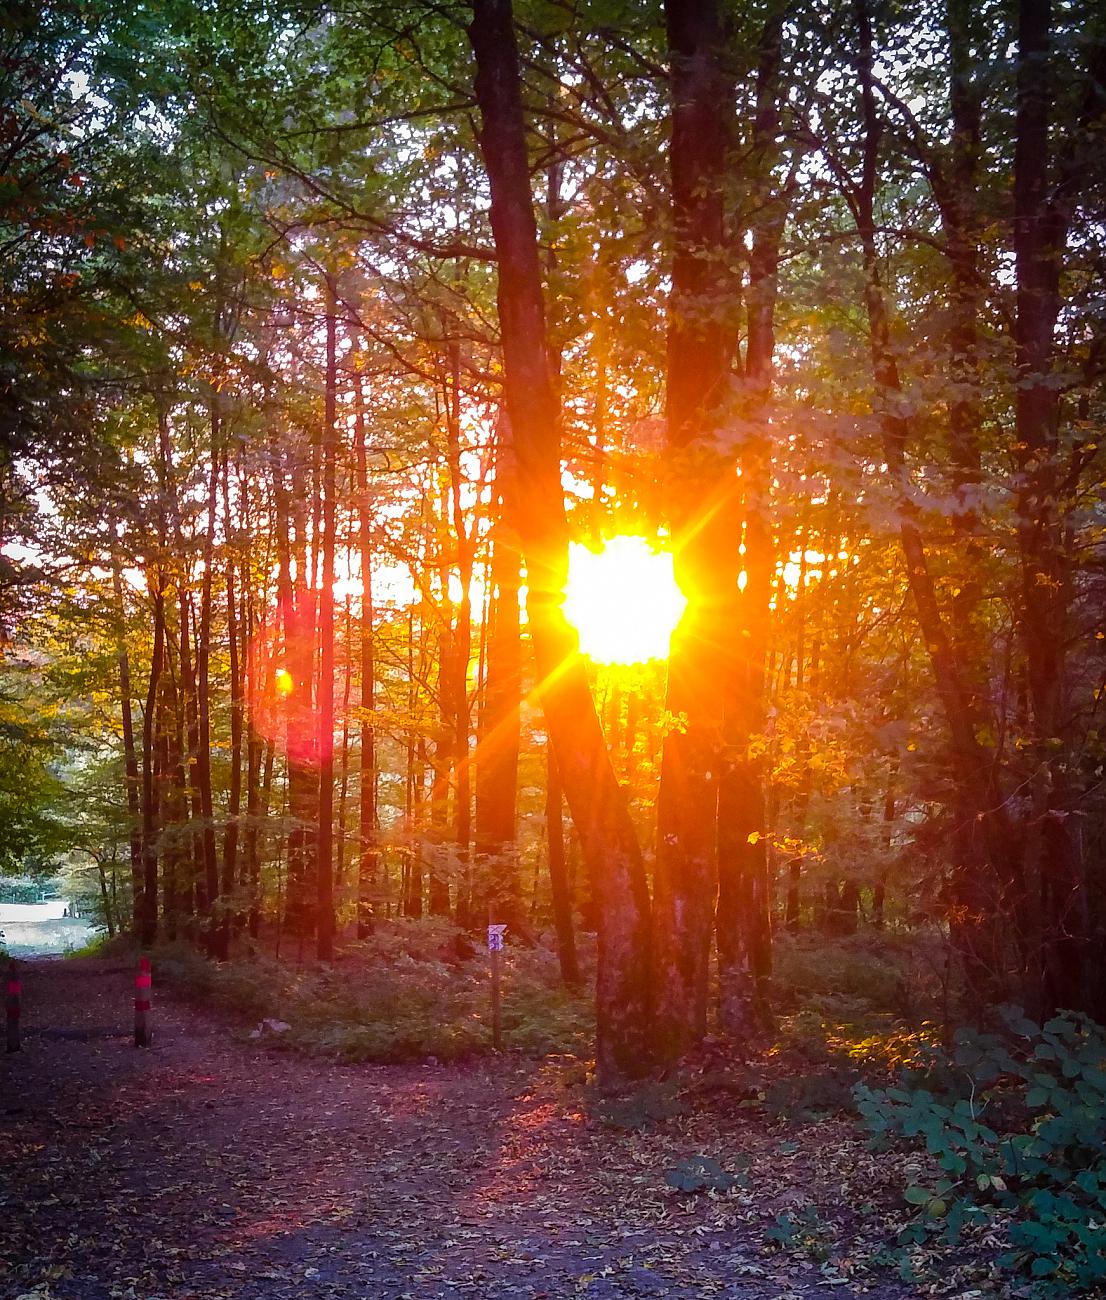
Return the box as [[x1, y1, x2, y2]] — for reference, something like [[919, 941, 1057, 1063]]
[[1, 959, 951, 1300]]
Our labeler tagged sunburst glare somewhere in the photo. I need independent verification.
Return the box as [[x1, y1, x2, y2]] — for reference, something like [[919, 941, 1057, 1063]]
[[563, 536, 686, 664]]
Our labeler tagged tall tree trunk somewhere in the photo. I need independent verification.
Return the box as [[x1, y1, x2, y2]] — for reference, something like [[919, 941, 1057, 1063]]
[[196, 402, 221, 956], [1012, 0, 1085, 1014], [243, 610, 264, 942], [355, 379, 378, 937], [179, 592, 203, 925], [217, 448, 242, 959], [156, 411, 202, 932], [336, 597, 353, 895], [162, 632, 186, 943], [942, 0, 987, 680], [96, 858, 115, 937], [439, 344, 475, 923], [474, 445, 523, 931], [853, 0, 1016, 993], [716, 9, 784, 1037], [545, 741, 580, 985], [316, 274, 338, 962], [469, 0, 653, 1082], [139, 577, 165, 947], [275, 444, 319, 948], [110, 531, 143, 936], [404, 607, 422, 919], [653, 0, 734, 1060]]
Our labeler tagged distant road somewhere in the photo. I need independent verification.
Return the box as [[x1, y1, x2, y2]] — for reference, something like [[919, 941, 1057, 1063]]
[[0, 901, 97, 957]]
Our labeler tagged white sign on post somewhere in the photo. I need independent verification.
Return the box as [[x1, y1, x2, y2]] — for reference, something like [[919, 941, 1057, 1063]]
[[487, 924, 507, 952]]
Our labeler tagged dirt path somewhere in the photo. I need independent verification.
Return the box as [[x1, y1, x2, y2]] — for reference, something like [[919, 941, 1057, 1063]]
[[1, 959, 913, 1299]]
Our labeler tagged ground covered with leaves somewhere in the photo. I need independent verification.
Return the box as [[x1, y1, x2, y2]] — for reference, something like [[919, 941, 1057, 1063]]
[[2, 955, 1009, 1300]]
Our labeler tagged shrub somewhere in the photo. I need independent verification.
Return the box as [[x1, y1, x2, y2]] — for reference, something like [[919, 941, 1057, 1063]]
[[855, 1007, 1106, 1295], [156, 921, 593, 1064], [772, 930, 930, 1021]]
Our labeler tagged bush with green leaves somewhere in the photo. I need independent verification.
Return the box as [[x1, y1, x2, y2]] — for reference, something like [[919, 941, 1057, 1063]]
[[855, 1006, 1106, 1294]]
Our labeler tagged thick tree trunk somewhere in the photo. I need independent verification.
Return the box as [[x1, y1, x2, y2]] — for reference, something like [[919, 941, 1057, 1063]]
[[1012, 0, 1085, 1014], [545, 741, 580, 986], [469, 0, 652, 1082], [654, 0, 738, 1058]]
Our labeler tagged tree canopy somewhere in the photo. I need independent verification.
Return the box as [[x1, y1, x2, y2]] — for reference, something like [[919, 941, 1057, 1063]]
[[2, 0, 1105, 1084]]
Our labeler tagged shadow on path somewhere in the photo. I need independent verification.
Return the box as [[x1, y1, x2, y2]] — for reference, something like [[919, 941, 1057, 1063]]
[[1, 958, 912, 1299]]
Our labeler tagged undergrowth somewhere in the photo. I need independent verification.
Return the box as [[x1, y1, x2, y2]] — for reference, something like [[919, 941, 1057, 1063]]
[[156, 918, 593, 1063], [856, 1006, 1106, 1296]]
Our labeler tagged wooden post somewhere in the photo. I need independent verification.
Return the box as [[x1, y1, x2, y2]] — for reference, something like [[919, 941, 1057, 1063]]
[[488, 924, 506, 1051], [5, 959, 20, 1053], [134, 955, 152, 1047]]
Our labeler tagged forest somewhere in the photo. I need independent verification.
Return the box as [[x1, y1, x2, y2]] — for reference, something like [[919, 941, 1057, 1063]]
[[2, 0, 1106, 1289]]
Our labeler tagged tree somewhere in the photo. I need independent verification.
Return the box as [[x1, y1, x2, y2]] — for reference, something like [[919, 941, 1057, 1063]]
[[468, 0, 652, 1082]]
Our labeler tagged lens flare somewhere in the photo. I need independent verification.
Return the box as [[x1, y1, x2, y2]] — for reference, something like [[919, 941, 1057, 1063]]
[[563, 536, 686, 664]]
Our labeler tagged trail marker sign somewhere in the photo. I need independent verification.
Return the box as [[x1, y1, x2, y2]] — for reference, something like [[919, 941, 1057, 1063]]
[[487, 924, 507, 952]]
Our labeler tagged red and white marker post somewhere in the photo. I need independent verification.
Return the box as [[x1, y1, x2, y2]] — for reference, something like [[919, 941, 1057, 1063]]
[[134, 955, 152, 1047], [5, 959, 20, 1053]]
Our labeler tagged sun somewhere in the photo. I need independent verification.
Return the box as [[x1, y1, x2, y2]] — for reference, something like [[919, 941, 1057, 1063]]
[[563, 536, 687, 664]]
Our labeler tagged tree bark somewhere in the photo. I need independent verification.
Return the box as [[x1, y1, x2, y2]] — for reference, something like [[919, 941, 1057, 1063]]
[[110, 531, 143, 937], [196, 401, 222, 955], [716, 9, 784, 1037], [215, 447, 242, 960], [545, 741, 580, 986], [139, 576, 165, 947], [1012, 0, 1085, 1014], [355, 377, 378, 938], [274, 436, 319, 949], [654, 0, 736, 1059], [469, 0, 652, 1082], [853, 0, 1016, 994], [316, 274, 338, 961], [474, 443, 523, 931]]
